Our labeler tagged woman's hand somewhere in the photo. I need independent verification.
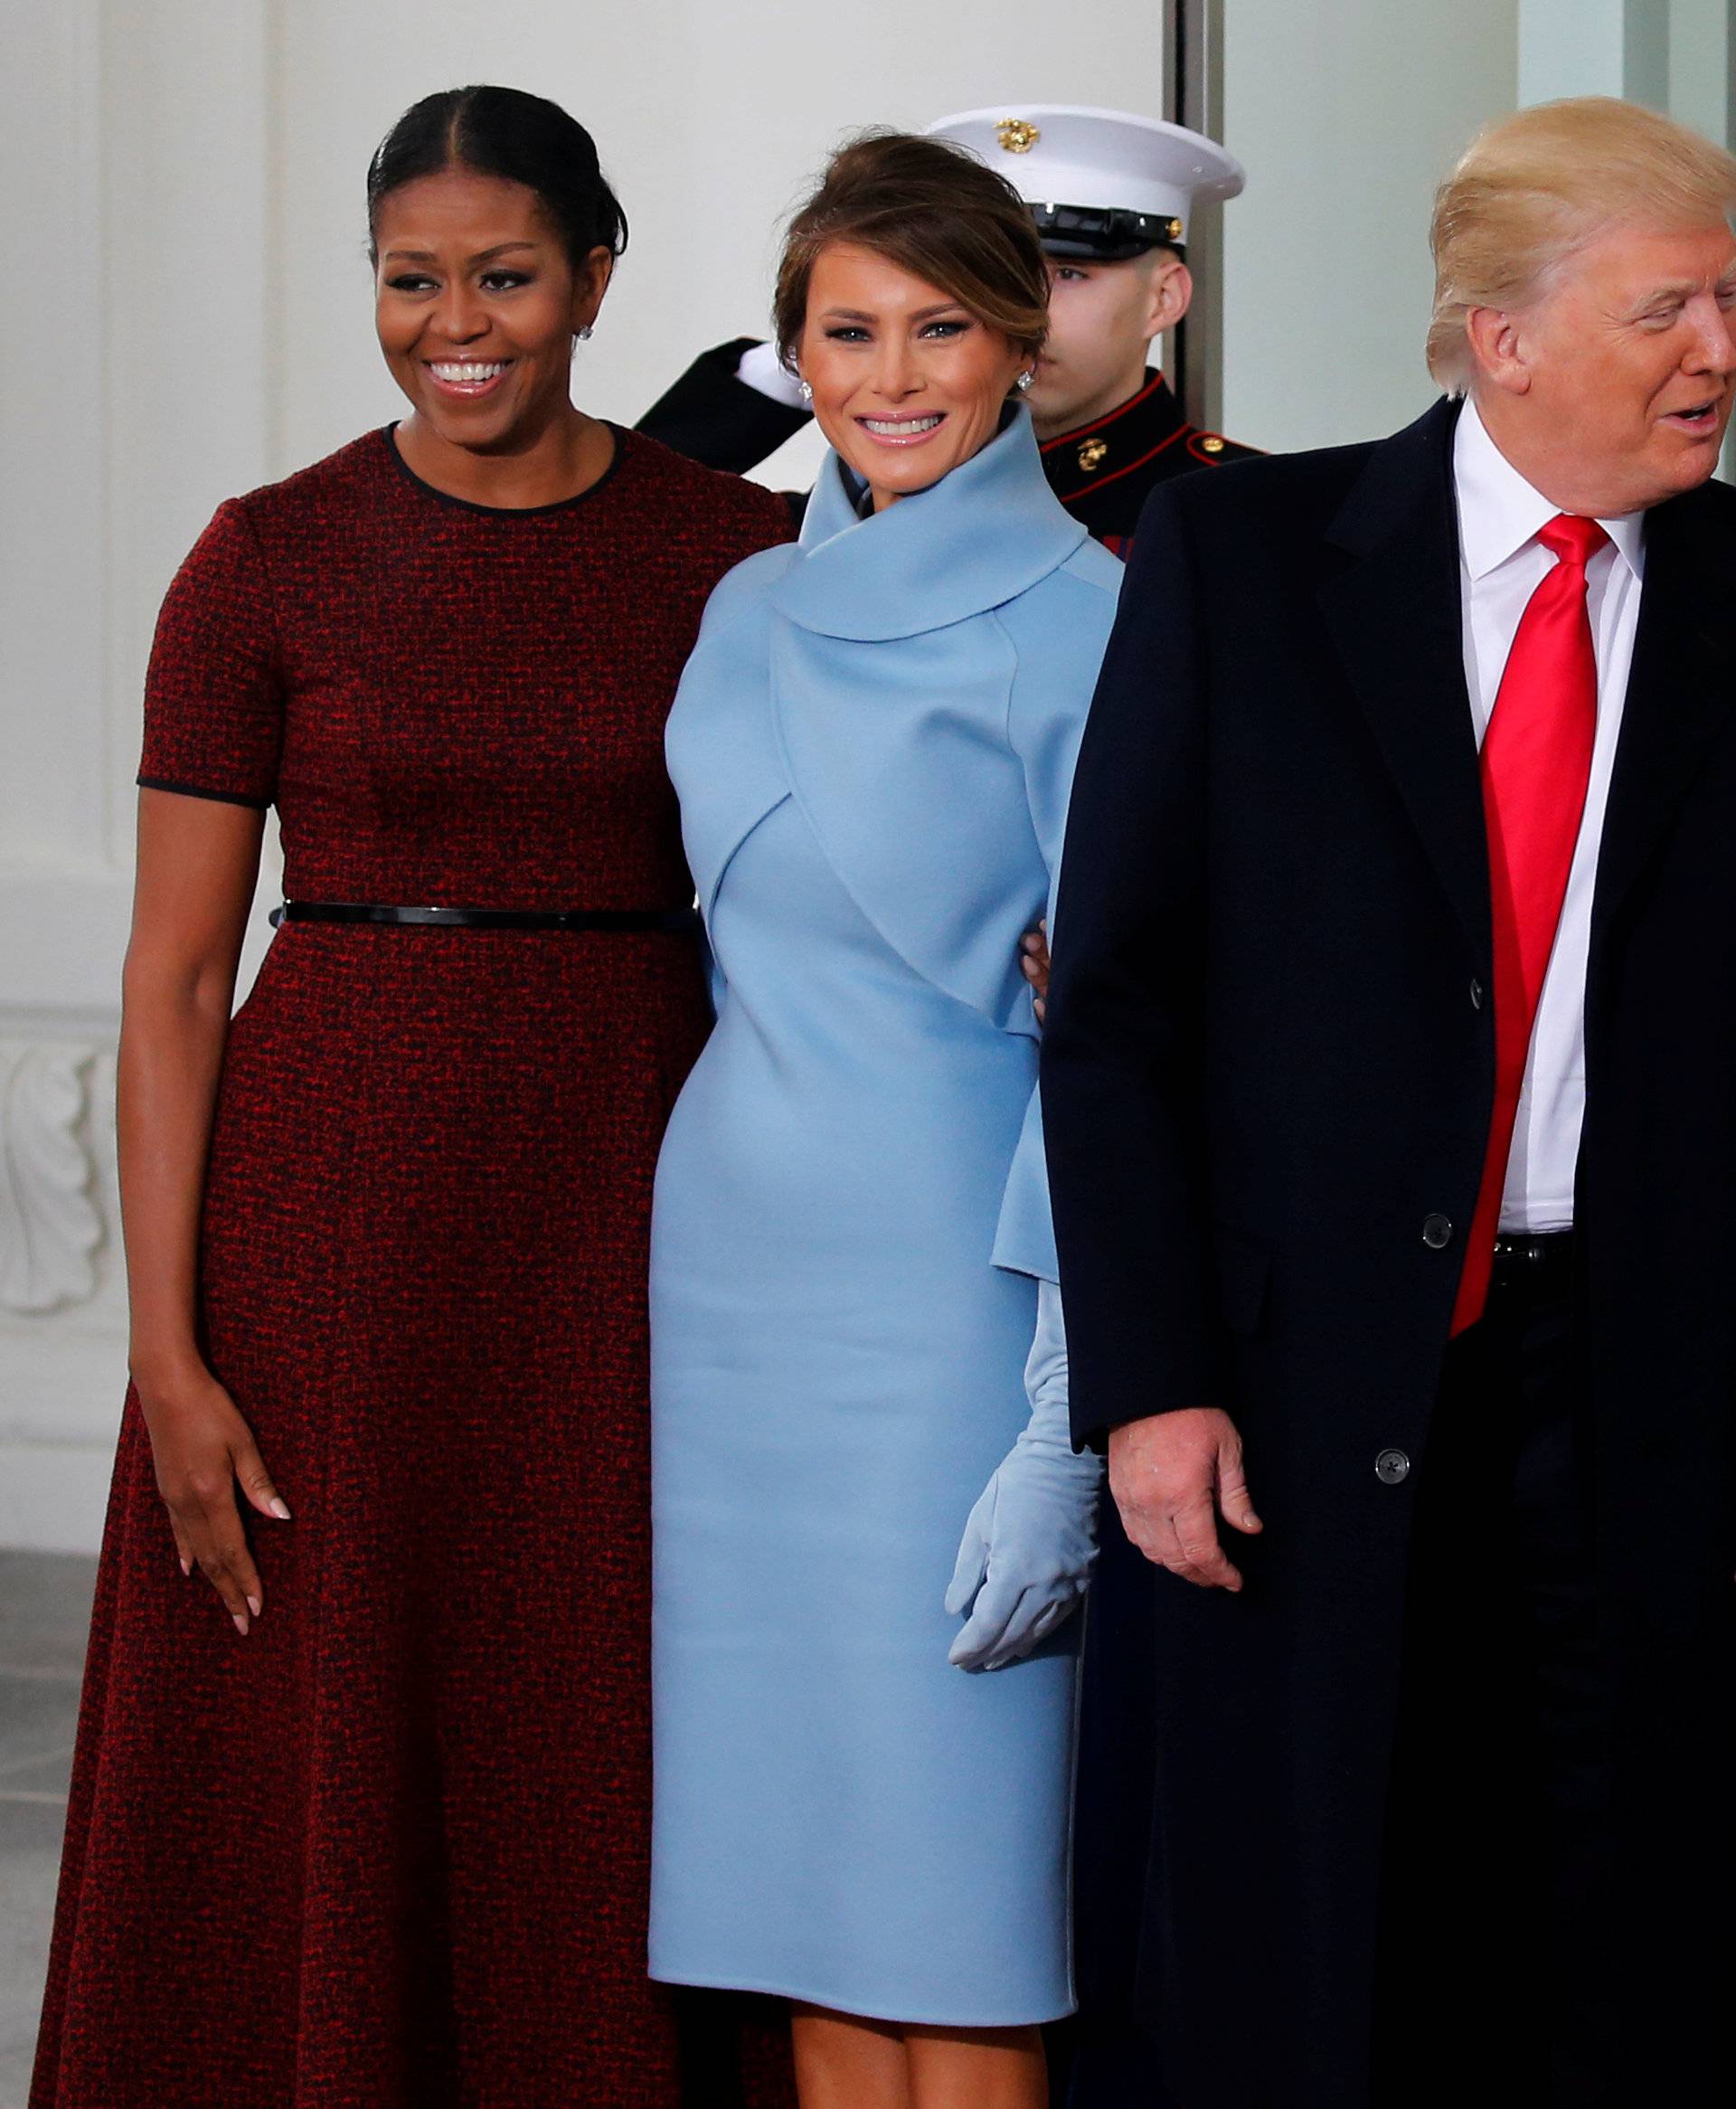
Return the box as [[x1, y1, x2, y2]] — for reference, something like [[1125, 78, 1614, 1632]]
[[137, 1362, 290, 1635], [1019, 918, 1052, 1022], [945, 1434, 1099, 1671], [945, 1281, 1100, 1671]]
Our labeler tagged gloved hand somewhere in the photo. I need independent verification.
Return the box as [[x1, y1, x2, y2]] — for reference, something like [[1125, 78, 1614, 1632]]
[[946, 1281, 1103, 1671], [735, 340, 813, 411]]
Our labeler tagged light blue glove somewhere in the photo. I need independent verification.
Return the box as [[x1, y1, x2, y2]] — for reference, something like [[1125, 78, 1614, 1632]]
[[946, 1281, 1103, 1671]]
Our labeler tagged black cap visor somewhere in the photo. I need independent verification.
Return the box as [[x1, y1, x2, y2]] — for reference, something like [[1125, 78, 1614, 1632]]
[[1031, 202, 1184, 263]]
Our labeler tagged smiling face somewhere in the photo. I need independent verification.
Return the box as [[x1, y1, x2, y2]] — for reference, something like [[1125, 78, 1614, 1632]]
[[373, 167, 612, 456], [1030, 250, 1191, 439], [797, 241, 1030, 510], [1470, 218, 1736, 515]]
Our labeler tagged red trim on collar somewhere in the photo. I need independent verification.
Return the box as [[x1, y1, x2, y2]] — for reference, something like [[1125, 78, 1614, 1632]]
[[1038, 372, 1169, 455], [1049, 421, 1192, 504]]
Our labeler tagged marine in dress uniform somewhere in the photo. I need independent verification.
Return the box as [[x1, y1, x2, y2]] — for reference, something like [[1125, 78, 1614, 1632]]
[[637, 107, 1259, 560]]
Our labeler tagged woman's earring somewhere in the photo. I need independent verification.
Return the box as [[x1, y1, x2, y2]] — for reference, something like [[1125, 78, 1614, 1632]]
[[577, 324, 594, 342], [1015, 370, 1034, 393], [798, 378, 813, 402]]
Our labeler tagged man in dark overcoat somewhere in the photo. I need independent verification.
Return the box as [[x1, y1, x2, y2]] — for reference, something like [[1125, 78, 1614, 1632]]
[[1043, 96, 1736, 2109]]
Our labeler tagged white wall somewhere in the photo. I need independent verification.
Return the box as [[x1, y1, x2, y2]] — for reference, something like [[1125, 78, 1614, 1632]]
[[270, 0, 1173, 497], [1218, 0, 1523, 453]]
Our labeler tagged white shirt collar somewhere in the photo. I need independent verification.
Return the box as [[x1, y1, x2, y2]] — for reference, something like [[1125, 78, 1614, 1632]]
[[1454, 395, 1646, 585]]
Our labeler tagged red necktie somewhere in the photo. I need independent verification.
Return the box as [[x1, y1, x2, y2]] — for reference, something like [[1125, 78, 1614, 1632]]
[[1450, 513, 1607, 1334]]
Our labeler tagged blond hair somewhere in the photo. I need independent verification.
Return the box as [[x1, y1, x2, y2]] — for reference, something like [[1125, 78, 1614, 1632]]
[[1428, 97, 1736, 392]]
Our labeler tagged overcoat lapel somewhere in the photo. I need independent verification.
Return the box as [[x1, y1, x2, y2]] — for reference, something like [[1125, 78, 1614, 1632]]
[[1590, 482, 1736, 959], [1319, 400, 1492, 965]]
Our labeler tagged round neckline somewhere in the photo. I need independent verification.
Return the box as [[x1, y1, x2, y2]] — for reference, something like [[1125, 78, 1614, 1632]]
[[381, 420, 626, 516]]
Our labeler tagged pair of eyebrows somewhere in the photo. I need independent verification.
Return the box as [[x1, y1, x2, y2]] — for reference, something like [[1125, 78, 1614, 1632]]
[[382, 241, 542, 265], [818, 304, 973, 325]]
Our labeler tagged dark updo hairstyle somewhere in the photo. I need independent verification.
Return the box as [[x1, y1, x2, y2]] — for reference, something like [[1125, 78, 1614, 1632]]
[[366, 85, 627, 270], [773, 131, 1049, 372]]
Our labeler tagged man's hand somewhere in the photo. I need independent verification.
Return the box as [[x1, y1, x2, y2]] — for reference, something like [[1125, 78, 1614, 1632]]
[[1109, 1407, 1262, 1591]]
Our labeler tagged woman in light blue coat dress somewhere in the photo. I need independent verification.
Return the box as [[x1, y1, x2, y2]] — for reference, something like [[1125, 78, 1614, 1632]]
[[649, 135, 1121, 2109]]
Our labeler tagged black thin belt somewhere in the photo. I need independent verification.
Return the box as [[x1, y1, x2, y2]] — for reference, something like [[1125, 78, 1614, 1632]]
[[269, 901, 700, 933], [1488, 1230, 1576, 1300]]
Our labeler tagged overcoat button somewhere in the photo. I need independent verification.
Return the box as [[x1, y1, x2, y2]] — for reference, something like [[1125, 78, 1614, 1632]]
[[1421, 1213, 1454, 1249], [1469, 977, 1485, 1010], [1375, 1448, 1411, 1485]]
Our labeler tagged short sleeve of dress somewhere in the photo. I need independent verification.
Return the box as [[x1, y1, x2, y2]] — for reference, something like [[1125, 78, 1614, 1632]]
[[137, 498, 283, 810]]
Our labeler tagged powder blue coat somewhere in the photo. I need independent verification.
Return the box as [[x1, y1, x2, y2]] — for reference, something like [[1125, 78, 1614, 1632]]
[[648, 411, 1121, 2026]]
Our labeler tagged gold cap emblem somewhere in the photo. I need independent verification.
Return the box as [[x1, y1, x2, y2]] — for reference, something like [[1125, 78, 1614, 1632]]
[[1165, 216, 1184, 242], [1077, 438, 1109, 473], [995, 118, 1041, 154], [1199, 434, 1225, 455]]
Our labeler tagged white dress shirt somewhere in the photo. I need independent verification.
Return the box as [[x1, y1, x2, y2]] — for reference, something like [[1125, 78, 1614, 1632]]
[[1452, 399, 1646, 1233]]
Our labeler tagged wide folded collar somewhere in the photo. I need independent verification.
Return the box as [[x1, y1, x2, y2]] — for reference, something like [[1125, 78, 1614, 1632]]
[[768, 406, 1088, 640]]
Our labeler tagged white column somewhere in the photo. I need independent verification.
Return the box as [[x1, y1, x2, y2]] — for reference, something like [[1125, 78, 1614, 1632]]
[[0, 0, 274, 1552], [1219, 0, 1522, 454], [1666, 0, 1734, 145], [1516, 0, 1719, 107]]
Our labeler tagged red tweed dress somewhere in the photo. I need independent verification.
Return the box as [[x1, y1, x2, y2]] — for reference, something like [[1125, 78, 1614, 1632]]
[[31, 427, 794, 2108]]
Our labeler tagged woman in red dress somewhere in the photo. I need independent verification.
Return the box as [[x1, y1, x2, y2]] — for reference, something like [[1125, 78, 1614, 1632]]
[[31, 87, 792, 2108]]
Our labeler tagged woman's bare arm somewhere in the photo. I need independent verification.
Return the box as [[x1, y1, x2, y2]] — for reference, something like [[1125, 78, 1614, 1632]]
[[119, 788, 288, 1633]]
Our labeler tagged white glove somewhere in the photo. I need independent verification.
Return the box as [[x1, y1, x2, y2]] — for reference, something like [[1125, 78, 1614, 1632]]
[[946, 1281, 1103, 1672], [735, 339, 812, 411]]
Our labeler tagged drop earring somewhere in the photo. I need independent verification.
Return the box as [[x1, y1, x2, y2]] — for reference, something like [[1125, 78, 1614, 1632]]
[[576, 324, 594, 342], [798, 377, 813, 402]]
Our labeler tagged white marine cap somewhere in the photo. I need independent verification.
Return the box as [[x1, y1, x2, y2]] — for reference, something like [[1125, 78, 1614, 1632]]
[[924, 104, 1245, 258]]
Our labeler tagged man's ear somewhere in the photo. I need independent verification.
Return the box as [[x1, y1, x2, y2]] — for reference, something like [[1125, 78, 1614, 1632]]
[[1144, 255, 1194, 337], [1465, 305, 1532, 396]]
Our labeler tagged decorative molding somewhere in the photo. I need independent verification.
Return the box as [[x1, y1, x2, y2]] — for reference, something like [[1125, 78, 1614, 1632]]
[[0, 1039, 105, 1314]]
